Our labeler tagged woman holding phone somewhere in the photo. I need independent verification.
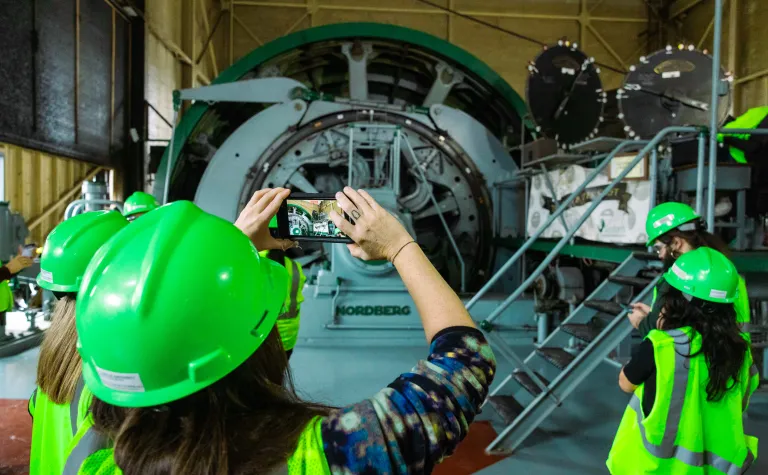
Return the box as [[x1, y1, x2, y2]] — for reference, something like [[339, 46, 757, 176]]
[[0, 247, 34, 341], [75, 187, 496, 474]]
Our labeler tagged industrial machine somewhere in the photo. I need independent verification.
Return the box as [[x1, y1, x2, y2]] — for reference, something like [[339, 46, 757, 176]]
[[0, 201, 46, 358], [154, 22, 768, 456], [617, 45, 732, 139], [155, 23, 540, 344], [526, 40, 606, 148]]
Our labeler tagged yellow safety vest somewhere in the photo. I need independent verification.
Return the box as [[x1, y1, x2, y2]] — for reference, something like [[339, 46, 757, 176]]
[[1, 261, 13, 312], [607, 327, 758, 474], [29, 378, 109, 475], [259, 252, 306, 352], [77, 416, 331, 474]]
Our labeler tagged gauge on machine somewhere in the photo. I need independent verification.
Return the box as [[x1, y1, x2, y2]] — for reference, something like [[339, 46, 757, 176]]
[[526, 40, 606, 148], [617, 45, 732, 139]]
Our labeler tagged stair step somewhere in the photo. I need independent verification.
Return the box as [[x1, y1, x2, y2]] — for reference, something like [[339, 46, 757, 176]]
[[561, 323, 601, 343], [487, 395, 525, 425], [513, 369, 550, 396], [584, 300, 625, 316], [633, 251, 659, 261], [608, 275, 653, 288], [536, 347, 576, 370]]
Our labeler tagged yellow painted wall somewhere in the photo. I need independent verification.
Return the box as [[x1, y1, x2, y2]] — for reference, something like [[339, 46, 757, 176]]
[[145, 0, 648, 116], [677, 0, 768, 114], [1, 143, 103, 245], [226, 0, 648, 92], [145, 0, 227, 143]]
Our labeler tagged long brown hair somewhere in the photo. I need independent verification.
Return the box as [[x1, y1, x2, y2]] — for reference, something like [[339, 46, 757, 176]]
[[660, 287, 747, 401], [91, 327, 333, 475], [36, 295, 81, 404], [658, 220, 731, 257]]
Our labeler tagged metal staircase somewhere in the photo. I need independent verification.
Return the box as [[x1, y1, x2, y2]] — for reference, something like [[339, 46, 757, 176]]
[[483, 252, 661, 455], [467, 127, 699, 455]]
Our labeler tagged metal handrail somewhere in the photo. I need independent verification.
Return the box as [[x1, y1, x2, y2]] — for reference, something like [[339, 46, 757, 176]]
[[478, 126, 698, 324], [465, 139, 646, 310], [401, 134, 467, 292]]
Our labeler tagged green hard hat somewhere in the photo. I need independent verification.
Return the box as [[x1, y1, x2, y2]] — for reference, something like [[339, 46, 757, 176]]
[[645, 202, 701, 246], [123, 191, 159, 217], [37, 211, 128, 293], [269, 215, 278, 229], [76, 200, 289, 408], [664, 247, 739, 303]]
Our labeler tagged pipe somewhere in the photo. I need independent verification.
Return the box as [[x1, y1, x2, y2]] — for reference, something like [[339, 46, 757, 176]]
[[483, 127, 696, 324], [466, 140, 645, 310], [402, 135, 466, 292], [707, 0, 724, 233], [695, 132, 706, 215], [163, 109, 179, 205], [648, 147, 658, 214]]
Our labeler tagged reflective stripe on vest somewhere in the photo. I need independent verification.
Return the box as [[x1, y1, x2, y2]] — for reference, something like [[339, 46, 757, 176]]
[[625, 329, 755, 474], [279, 259, 301, 321], [63, 426, 110, 475], [71, 377, 85, 436]]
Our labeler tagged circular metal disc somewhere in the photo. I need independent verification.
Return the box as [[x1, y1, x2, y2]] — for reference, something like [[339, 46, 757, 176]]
[[618, 47, 731, 139], [526, 44, 604, 146]]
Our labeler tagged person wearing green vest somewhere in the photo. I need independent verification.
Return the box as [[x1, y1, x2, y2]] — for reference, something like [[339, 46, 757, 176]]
[[29, 210, 128, 475], [717, 107, 768, 219], [121, 191, 159, 222], [717, 107, 768, 165], [628, 202, 751, 338], [259, 249, 306, 359], [608, 247, 758, 474], [0, 251, 34, 340], [74, 187, 496, 474]]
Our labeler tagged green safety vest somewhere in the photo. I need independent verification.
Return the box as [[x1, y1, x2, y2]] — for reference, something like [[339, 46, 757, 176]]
[[1, 261, 14, 312], [259, 252, 306, 352], [77, 416, 331, 474], [29, 378, 109, 475], [607, 327, 758, 474], [717, 106, 768, 164]]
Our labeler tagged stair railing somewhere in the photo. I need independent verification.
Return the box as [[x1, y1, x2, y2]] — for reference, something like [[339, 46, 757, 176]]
[[470, 126, 698, 324]]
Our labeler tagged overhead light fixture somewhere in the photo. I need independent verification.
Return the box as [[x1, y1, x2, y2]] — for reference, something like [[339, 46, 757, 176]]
[[122, 5, 138, 17]]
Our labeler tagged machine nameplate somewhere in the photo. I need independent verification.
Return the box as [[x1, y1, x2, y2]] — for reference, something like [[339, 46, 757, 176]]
[[336, 305, 412, 316]]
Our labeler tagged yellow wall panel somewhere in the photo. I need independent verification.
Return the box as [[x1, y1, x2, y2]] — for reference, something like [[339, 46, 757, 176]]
[[1, 143, 102, 245]]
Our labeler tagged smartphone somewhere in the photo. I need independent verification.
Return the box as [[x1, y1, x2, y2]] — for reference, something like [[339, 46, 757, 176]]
[[22, 244, 37, 258], [276, 193, 353, 243]]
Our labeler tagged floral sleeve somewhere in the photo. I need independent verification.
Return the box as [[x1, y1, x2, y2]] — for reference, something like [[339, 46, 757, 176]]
[[320, 327, 496, 474]]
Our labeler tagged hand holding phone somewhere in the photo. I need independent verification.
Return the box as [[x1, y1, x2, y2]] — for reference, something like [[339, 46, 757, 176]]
[[235, 188, 298, 251], [329, 187, 414, 262], [275, 193, 354, 243]]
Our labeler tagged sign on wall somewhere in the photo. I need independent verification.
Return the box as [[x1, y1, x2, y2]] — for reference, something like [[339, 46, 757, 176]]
[[527, 165, 651, 244]]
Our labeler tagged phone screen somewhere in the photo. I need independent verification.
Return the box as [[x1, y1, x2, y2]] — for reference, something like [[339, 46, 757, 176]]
[[286, 198, 348, 239], [22, 245, 36, 258]]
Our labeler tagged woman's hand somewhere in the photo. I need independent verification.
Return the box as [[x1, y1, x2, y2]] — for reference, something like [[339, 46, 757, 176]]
[[628, 302, 650, 330], [6, 254, 33, 274], [330, 187, 413, 262], [235, 188, 297, 251]]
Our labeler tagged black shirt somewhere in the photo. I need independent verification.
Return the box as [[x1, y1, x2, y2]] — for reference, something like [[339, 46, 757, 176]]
[[639, 281, 669, 338], [623, 339, 657, 416], [0, 265, 11, 283]]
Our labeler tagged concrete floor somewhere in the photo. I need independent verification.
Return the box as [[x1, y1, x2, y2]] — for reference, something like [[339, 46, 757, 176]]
[[2, 341, 767, 474]]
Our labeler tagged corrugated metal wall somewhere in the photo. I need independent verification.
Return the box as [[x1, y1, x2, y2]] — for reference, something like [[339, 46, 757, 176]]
[[1, 142, 103, 245]]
